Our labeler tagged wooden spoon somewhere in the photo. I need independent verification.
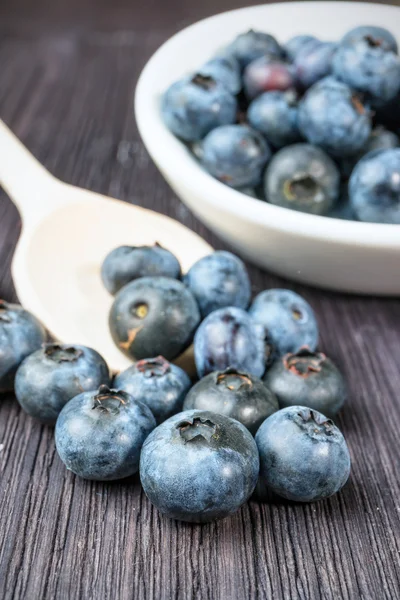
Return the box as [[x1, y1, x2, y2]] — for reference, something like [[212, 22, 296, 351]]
[[0, 120, 212, 372]]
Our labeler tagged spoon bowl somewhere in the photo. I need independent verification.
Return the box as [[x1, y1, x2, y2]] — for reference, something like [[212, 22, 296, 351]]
[[0, 120, 212, 372]]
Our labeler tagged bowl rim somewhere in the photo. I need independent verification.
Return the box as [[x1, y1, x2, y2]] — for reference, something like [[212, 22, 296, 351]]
[[135, 1, 400, 248]]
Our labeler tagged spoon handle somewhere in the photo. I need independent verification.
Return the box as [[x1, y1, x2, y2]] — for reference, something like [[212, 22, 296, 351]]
[[0, 119, 56, 223]]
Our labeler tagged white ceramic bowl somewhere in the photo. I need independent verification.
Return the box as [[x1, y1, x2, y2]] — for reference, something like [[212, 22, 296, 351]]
[[135, 1, 400, 295]]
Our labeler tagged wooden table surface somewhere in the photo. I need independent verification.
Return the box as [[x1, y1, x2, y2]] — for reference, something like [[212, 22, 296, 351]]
[[0, 1, 399, 598]]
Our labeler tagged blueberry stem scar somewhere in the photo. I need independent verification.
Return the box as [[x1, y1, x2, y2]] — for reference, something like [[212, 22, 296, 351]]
[[178, 417, 219, 444], [136, 356, 170, 376], [283, 347, 326, 377], [92, 385, 129, 415], [43, 343, 83, 362]]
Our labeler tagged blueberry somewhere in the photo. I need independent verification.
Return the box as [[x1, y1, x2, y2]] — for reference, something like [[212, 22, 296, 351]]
[[248, 90, 302, 148], [183, 251, 251, 318], [101, 244, 181, 295], [198, 57, 241, 94], [284, 35, 318, 62], [109, 277, 200, 361], [55, 385, 156, 480], [183, 368, 278, 435], [200, 125, 271, 188], [15, 344, 110, 424], [349, 148, 400, 223], [249, 289, 318, 357], [264, 143, 340, 215], [114, 356, 191, 424], [294, 40, 337, 89], [140, 409, 259, 522], [162, 74, 237, 142], [256, 406, 351, 502], [341, 26, 398, 54], [0, 301, 47, 392], [298, 77, 372, 156], [263, 348, 346, 417], [333, 35, 400, 105], [226, 29, 283, 69], [243, 56, 296, 100], [338, 125, 399, 179], [194, 307, 268, 379]]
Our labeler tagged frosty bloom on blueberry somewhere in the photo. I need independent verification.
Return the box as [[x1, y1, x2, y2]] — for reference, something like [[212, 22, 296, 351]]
[[140, 409, 260, 522], [55, 385, 156, 481], [114, 356, 191, 424], [0, 301, 47, 392], [256, 406, 351, 502], [109, 276, 200, 361], [183, 368, 278, 435], [15, 343, 110, 424]]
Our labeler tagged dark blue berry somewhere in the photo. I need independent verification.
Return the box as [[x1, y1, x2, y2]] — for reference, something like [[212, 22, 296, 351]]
[[333, 35, 400, 105], [200, 124, 271, 188], [248, 90, 301, 148], [162, 74, 237, 141], [298, 77, 371, 157], [194, 307, 267, 379], [284, 35, 318, 62], [349, 148, 400, 223], [114, 356, 191, 424], [55, 385, 156, 480], [249, 289, 318, 357], [183, 368, 278, 434], [198, 56, 241, 94], [263, 348, 347, 417], [255, 406, 351, 502], [294, 40, 337, 89], [109, 277, 200, 361], [183, 251, 251, 318], [0, 301, 47, 392], [15, 343, 110, 424], [140, 409, 259, 522], [264, 143, 340, 214], [101, 244, 181, 295], [226, 29, 283, 69]]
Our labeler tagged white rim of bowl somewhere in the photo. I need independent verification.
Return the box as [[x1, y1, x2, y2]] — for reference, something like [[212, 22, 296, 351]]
[[135, 1, 400, 248]]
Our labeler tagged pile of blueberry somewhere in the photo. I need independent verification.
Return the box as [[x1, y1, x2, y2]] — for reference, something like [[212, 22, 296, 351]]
[[162, 26, 400, 224], [0, 244, 351, 523]]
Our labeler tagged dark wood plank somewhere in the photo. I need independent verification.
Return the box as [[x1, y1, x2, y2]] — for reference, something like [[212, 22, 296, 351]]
[[0, 2, 399, 599]]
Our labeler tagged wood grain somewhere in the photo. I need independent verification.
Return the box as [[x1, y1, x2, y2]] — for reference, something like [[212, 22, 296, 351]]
[[0, 1, 399, 598]]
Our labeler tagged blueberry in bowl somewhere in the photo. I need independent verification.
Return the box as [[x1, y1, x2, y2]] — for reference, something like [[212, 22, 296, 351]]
[[183, 250, 251, 317], [139, 409, 259, 522], [255, 406, 351, 502], [340, 25, 398, 54], [298, 76, 372, 156], [114, 355, 191, 424], [200, 124, 271, 188], [198, 56, 241, 94], [243, 56, 296, 100], [55, 385, 156, 481], [349, 148, 400, 224], [15, 343, 110, 424], [333, 29, 400, 105], [194, 306, 269, 379], [247, 90, 301, 149], [225, 29, 283, 69], [263, 348, 347, 417], [183, 368, 278, 435], [0, 301, 47, 393], [249, 288, 318, 357], [264, 143, 340, 215], [284, 35, 318, 63], [293, 39, 337, 89], [101, 244, 181, 295], [162, 74, 237, 141], [109, 276, 200, 361]]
